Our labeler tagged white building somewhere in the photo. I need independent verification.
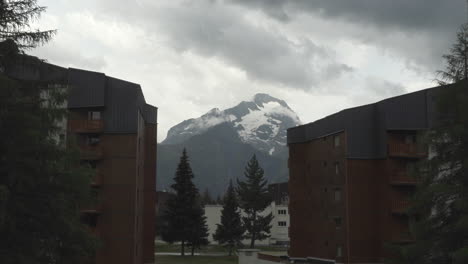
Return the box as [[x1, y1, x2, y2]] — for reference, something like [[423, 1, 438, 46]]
[[205, 182, 290, 246]]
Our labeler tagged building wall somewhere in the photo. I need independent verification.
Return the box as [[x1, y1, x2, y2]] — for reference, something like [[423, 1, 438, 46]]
[[288, 129, 422, 263], [142, 123, 157, 263], [288, 132, 347, 262], [205, 203, 290, 246], [96, 133, 138, 264]]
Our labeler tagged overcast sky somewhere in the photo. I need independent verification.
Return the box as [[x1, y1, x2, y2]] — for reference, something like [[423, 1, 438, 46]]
[[31, 0, 467, 141]]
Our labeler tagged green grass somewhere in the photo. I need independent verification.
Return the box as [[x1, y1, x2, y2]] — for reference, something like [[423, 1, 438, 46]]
[[155, 242, 288, 253], [155, 255, 237, 264]]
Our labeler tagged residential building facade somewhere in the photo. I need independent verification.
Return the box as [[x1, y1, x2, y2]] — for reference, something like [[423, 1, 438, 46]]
[[286, 83, 458, 263], [205, 182, 290, 246], [4, 54, 157, 264]]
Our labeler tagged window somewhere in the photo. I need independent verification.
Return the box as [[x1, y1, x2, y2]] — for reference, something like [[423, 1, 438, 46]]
[[405, 134, 416, 144], [87, 135, 100, 145], [337, 245, 343, 257], [278, 221, 287, 227], [334, 189, 342, 202], [278, 209, 287, 215], [334, 135, 340, 147], [335, 162, 340, 175], [88, 111, 101, 120], [334, 217, 342, 228]]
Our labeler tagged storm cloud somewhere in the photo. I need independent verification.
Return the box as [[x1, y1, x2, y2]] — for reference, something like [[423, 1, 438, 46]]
[[31, 0, 465, 140]]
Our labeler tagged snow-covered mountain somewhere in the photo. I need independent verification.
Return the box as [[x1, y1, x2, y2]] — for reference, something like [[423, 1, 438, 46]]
[[162, 93, 301, 156]]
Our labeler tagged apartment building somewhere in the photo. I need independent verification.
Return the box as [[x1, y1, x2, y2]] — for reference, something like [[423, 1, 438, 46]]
[[286, 83, 458, 263], [4, 54, 157, 264]]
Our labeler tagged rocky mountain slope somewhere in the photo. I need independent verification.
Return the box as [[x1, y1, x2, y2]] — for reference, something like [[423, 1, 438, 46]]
[[157, 94, 301, 196]]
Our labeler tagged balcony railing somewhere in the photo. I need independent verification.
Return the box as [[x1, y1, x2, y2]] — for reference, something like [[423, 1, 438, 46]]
[[91, 171, 103, 187], [391, 232, 414, 244], [68, 119, 103, 133], [391, 199, 410, 214], [388, 143, 427, 158], [390, 171, 417, 186], [79, 145, 103, 160]]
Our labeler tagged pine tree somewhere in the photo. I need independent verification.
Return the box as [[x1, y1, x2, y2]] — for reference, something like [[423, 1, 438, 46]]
[[214, 180, 245, 255], [0, 58, 97, 262], [161, 149, 200, 256], [237, 154, 273, 248], [0, 0, 55, 49], [437, 23, 468, 84], [187, 196, 209, 256], [388, 23, 468, 264]]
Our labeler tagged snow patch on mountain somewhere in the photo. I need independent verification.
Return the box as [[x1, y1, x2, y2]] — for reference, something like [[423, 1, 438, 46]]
[[162, 94, 301, 156]]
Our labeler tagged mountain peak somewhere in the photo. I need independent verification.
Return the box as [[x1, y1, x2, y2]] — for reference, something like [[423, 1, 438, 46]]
[[252, 93, 290, 109], [162, 94, 301, 156]]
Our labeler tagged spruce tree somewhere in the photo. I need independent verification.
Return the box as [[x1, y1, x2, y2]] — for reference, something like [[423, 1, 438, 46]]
[[187, 196, 209, 256], [437, 23, 468, 84], [161, 149, 200, 256], [0, 61, 97, 262], [388, 23, 468, 264], [0, 0, 55, 49], [237, 154, 273, 248], [214, 180, 245, 255]]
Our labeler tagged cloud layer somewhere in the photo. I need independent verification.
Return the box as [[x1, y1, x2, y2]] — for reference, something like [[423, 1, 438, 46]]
[[30, 0, 465, 141]]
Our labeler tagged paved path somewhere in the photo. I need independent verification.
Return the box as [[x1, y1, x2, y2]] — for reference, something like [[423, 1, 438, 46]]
[[155, 252, 229, 256]]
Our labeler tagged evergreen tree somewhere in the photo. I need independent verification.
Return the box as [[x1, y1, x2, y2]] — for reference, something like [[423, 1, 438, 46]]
[[214, 180, 245, 255], [237, 154, 273, 248], [437, 23, 468, 84], [0, 0, 55, 49], [161, 149, 201, 256], [388, 24, 468, 264], [187, 196, 209, 256], [0, 55, 97, 262]]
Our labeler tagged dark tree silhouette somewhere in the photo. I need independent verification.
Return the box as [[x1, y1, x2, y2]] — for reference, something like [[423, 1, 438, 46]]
[[214, 180, 245, 255], [237, 154, 273, 248], [0, 0, 55, 49]]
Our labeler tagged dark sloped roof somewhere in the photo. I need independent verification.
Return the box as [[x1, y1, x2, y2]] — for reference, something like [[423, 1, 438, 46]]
[[67, 68, 106, 108], [287, 83, 460, 158]]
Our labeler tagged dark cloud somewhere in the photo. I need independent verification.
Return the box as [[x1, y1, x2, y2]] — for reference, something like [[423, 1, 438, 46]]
[[229, 0, 467, 71], [94, 0, 353, 90], [229, 0, 466, 32]]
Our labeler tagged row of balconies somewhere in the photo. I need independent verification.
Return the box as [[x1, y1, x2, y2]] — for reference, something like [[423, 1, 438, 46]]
[[69, 119, 103, 232]]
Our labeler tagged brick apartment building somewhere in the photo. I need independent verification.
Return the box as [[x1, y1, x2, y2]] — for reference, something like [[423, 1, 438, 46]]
[[4, 54, 157, 264], [286, 83, 459, 263]]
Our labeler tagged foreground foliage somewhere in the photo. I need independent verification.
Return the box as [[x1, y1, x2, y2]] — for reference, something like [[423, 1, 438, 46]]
[[0, 66, 97, 262], [389, 23, 468, 264]]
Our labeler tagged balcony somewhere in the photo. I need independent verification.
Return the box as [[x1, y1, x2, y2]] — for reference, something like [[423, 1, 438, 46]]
[[79, 145, 103, 160], [68, 119, 103, 133], [91, 171, 103, 187], [390, 171, 417, 186], [388, 143, 427, 158], [391, 199, 410, 215], [391, 232, 414, 244]]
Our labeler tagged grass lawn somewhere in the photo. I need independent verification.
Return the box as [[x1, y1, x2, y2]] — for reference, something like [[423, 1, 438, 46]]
[[155, 242, 288, 253], [155, 255, 237, 264]]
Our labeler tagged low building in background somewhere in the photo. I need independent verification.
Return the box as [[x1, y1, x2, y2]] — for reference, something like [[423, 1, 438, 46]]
[[4, 55, 158, 264], [286, 83, 459, 263], [205, 182, 290, 246]]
